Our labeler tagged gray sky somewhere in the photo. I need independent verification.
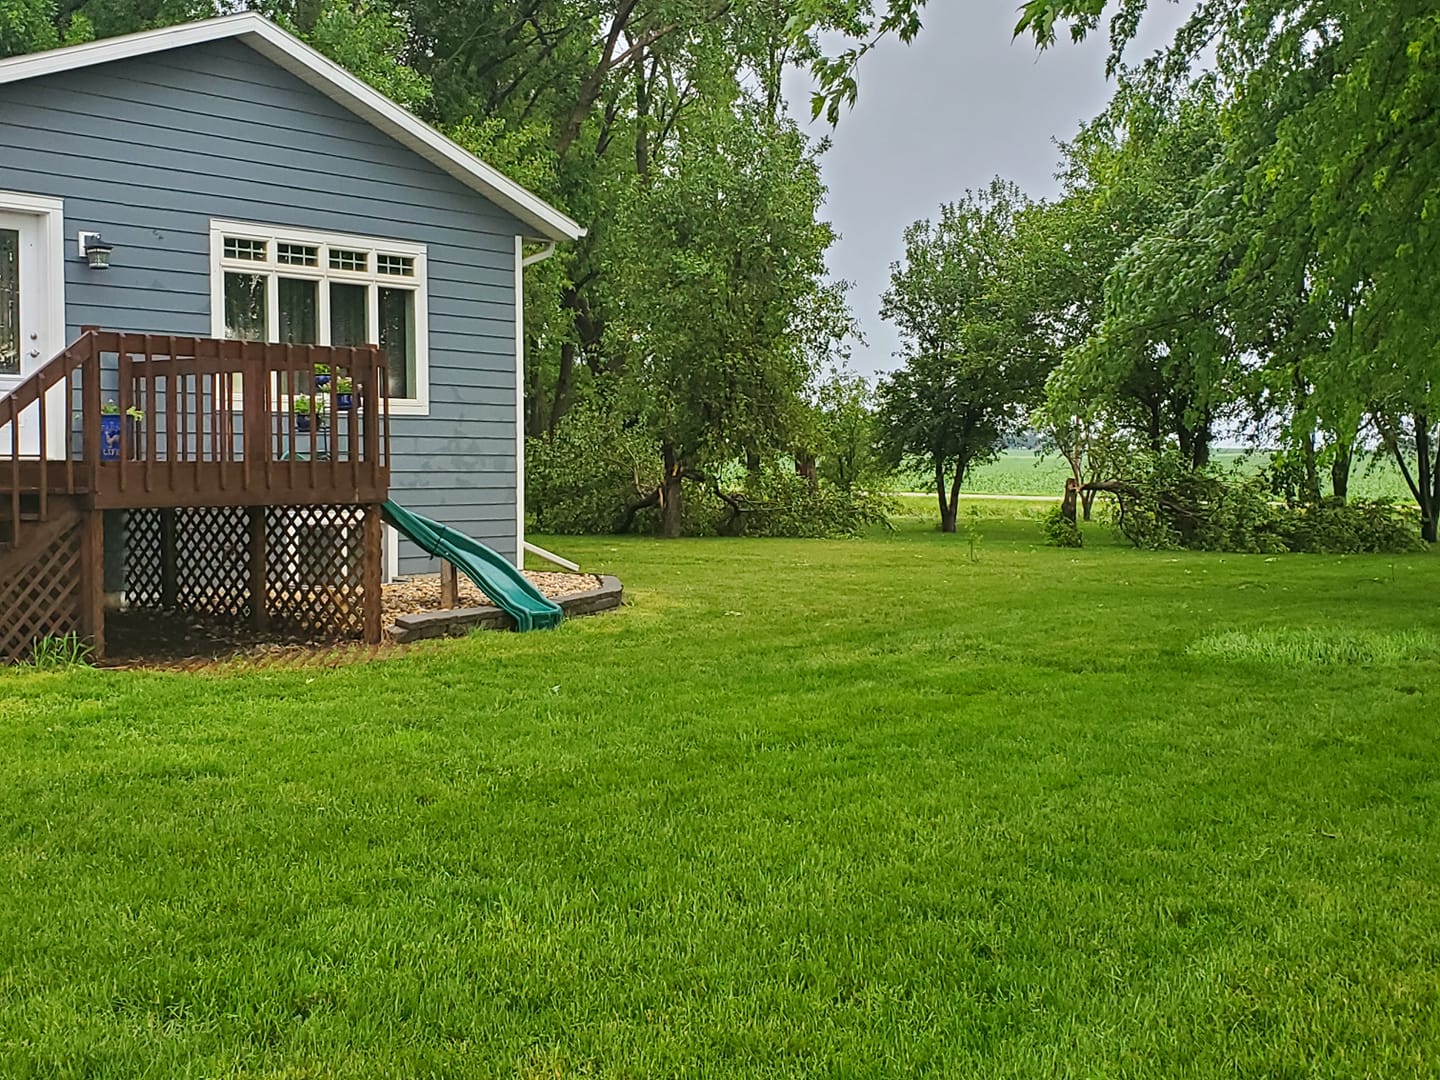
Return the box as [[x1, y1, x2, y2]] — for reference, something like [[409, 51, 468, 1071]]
[[789, 2, 1193, 376]]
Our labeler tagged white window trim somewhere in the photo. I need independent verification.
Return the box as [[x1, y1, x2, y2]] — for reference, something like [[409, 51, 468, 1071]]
[[208, 219, 430, 417]]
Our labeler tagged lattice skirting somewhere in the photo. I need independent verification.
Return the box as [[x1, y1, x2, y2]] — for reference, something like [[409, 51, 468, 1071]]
[[125, 505, 373, 638], [0, 516, 85, 662]]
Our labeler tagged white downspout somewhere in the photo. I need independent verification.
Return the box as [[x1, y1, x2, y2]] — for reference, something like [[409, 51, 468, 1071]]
[[523, 241, 557, 268], [516, 239, 558, 570]]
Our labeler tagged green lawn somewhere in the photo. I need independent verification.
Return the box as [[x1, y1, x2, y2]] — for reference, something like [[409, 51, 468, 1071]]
[[895, 448, 1416, 499], [2, 505, 1438, 1077]]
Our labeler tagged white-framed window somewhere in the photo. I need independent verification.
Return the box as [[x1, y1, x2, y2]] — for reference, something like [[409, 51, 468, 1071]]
[[209, 220, 430, 415]]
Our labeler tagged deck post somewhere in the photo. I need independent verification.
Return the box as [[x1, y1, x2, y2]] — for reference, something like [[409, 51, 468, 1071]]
[[440, 559, 458, 609], [79, 509, 105, 660], [248, 506, 269, 632], [362, 503, 383, 644], [159, 508, 178, 608]]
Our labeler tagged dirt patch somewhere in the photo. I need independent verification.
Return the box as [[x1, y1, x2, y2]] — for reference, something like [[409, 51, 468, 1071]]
[[383, 570, 602, 618]]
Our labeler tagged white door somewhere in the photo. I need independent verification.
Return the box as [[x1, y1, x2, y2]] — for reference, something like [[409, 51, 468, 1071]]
[[0, 209, 56, 457]]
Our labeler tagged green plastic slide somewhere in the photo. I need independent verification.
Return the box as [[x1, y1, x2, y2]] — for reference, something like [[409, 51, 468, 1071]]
[[380, 500, 563, 632]]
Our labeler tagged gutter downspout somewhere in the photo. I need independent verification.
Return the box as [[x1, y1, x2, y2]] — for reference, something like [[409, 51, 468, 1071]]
[[522, 241, 557, 268], [516, 238, 557, 571]]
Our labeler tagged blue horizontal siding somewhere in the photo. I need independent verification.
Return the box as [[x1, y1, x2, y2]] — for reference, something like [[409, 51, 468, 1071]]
[[0, 36, 531, 571]]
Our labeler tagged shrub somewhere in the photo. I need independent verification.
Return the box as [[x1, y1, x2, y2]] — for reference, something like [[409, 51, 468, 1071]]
[[1042, 507, 1084, 548], [731, 467, 892, 539], [1108, 452, 1424, 555], [1279, 499, 1425, 554], [526, 405, 659, 534]]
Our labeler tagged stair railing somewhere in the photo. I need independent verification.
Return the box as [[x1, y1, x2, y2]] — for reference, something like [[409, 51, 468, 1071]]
[[0, 330, 101, 550]]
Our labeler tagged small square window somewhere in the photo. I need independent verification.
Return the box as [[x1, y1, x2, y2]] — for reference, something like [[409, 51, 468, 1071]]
[[329, 249, 368, 272], [377, 254, 415, 277], [223, 237, 267, 262], [277, 243, 319, 267]]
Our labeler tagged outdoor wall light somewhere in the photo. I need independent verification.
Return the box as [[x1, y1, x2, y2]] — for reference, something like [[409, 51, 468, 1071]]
[[77, 232, 114, 270]]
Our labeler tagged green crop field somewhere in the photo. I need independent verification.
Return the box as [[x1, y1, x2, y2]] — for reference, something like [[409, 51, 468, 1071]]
[[891, 448, 1416, 500], [2, 505, 1437, 1076]]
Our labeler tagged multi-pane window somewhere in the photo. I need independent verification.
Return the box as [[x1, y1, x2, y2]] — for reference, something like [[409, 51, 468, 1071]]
[[212, 221, 427, 410]]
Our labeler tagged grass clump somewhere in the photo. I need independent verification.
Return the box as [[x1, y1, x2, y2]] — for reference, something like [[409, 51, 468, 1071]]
[[25, 633, 94, 669], [1189, 626, 1439, 667]]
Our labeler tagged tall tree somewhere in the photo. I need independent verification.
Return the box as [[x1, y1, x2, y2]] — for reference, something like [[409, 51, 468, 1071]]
[[877, 179, 1041, 532], [605, 102, 838, 536]]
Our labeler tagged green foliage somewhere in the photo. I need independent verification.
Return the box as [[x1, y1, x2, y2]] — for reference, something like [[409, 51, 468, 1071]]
[[25, 633, 94, 668], [730, 466, 892, 539], [525, 405, 658, 535], [0, 0, 57, 57], [1042, 506, 1084, 548], [877, 179, 1043, 531], [1112, 451, 1425, 555], [810, 367, 884, 493]]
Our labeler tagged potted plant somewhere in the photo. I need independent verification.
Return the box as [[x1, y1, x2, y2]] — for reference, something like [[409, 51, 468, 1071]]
[[313, 363, 331, 389], [334, 375, 354, 410], [99, 401, 144, 461], [289, 393, 326, 433]]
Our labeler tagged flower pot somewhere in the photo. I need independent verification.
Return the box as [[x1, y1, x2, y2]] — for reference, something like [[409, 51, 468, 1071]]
[[337, 392, 353, 410], [296, 414, 312, 433], [100, 414, 121, 461], [315, 373, 331, 389]]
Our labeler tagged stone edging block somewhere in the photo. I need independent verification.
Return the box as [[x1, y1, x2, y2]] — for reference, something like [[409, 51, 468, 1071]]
[[387, 575, 624, 643]]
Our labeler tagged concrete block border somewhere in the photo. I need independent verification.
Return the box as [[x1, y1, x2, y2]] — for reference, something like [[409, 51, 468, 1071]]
[[387, 575, 624, 643]]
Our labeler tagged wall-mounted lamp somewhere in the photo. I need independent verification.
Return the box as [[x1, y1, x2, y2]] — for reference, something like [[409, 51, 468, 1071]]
[[77, 231, 114, 270]]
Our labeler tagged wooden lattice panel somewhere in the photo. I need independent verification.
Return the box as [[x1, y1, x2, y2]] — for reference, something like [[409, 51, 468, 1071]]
[[124, 509, 164, 610], [265, 505, 365, 637], [0, 518, 84, 662], [174, 507, 251, 618]]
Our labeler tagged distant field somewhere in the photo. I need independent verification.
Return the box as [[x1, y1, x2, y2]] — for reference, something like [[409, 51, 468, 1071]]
[[890, 449, 1414, 500]]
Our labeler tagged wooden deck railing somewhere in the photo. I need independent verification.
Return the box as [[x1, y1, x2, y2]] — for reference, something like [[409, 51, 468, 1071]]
[[0, 330, 391, 549]]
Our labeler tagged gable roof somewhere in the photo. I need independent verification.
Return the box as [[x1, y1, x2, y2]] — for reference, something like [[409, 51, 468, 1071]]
[[0, 13, 585, 243]]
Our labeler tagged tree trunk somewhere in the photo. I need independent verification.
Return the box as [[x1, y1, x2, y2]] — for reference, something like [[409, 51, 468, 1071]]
[[796, 453, 819, 492], [548, 341, 577, 434], [934, 461, 956, 533], [940, 460, 964, 533], [660, 443, 686, 539], [1081, 488, 1097, 521], [1418, 416, 1438, 544], [1330, 442, 1351, 502], [1061, 478, 1078, 524]]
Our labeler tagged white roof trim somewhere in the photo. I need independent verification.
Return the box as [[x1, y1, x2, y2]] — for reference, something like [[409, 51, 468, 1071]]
[[0, 13, 585, 243]]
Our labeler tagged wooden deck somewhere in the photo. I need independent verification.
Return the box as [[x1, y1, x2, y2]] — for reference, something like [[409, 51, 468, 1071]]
[[0, 330, 393, 660]]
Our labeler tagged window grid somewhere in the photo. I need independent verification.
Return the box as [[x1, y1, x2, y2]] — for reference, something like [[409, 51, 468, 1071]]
[[277, 243, 319, 267], [329, 249, 368, 272], [377, 254, 416, 277], [223, 237, 267, 261]]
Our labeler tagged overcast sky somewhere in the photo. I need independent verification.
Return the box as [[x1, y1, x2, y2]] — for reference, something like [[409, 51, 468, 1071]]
[[788, 2, 1194, 376]]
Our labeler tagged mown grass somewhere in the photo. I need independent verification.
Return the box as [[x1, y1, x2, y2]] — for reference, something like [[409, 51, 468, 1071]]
[[1, 503, 1438, 1077], [1190, 627, 1439, 667]]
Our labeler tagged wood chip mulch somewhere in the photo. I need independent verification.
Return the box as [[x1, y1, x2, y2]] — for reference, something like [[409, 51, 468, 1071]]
[[382, 570, 602, 618]]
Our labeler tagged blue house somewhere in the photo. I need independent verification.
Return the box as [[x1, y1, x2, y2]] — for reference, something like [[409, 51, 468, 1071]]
[[0, 14, 583, 658]]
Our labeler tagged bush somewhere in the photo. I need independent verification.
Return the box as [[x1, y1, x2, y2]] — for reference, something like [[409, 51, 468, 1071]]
[[1042, 507, 1084, 548], [1279, 498, 1425, 554], [730, 467, 893, 539], [1109, 452, 1425, 555], [526, 405, 658, 534], [529, 411, 892, 538]]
